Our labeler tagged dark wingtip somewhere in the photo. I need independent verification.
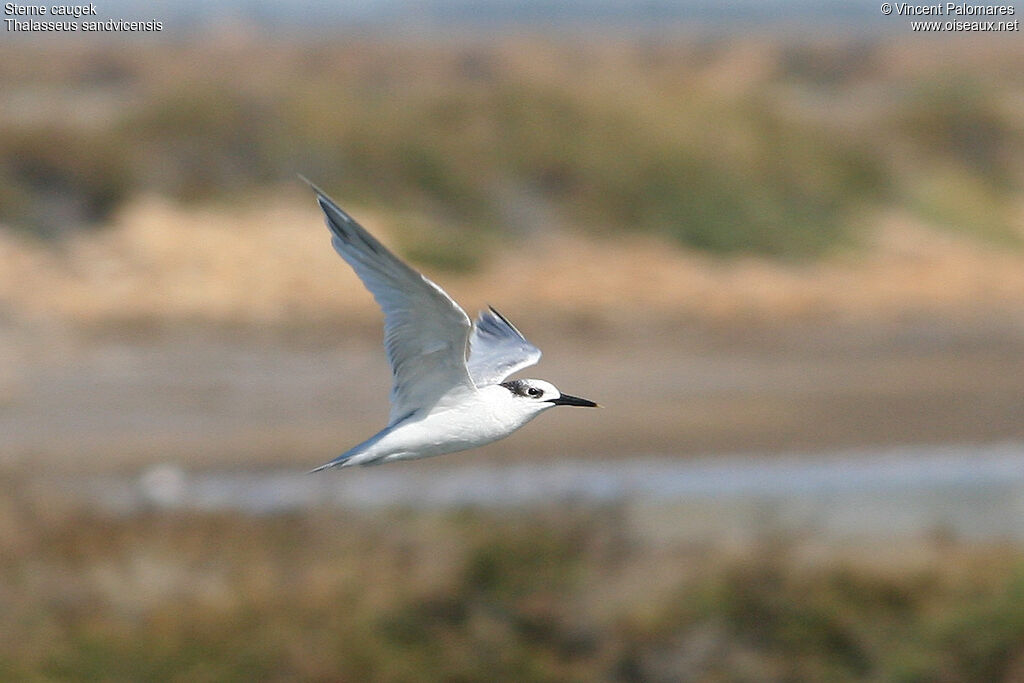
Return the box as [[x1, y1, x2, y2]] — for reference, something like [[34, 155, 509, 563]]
[[300, 176, 361, 229], [298, 176, 342, 217], [485, 305, 527, 339]]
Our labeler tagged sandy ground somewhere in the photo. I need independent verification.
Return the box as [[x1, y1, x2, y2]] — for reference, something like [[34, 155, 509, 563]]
[[4, 311, 1024, 474]]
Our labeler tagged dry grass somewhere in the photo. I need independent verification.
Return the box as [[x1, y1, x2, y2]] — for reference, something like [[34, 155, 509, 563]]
[[4, 192, 1024, 326]]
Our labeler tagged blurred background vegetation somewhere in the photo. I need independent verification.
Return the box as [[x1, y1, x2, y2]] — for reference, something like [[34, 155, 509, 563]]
[[6, 503, 1024, 681], [2, 36, 1022, 265]]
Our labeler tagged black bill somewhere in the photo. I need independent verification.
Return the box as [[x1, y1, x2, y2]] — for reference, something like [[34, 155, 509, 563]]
[[548, 393, 599, 408]]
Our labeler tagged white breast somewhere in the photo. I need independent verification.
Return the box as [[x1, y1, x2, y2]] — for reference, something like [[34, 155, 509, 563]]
[[363, 385, 543, 464]]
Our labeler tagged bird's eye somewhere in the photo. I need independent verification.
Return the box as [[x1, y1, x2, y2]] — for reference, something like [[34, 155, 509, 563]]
[[527, 387, 543, 398]]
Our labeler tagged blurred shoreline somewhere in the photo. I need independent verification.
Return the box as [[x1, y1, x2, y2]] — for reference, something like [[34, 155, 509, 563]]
[[6, 304, 1024, 474], [35, 445, 1024, 544]]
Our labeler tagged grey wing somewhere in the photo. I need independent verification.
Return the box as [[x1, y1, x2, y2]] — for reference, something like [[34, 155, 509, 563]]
[[308, 181, 476, 423], [466, 307, 542, 387]]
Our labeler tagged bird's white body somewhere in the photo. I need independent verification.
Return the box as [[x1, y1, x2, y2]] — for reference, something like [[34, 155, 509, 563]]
[[302, 180, 597, 471], [338, 384, 546, 467]]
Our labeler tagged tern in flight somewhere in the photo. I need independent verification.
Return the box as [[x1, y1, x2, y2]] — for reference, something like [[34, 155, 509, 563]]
[[304, 181, 598, 471]]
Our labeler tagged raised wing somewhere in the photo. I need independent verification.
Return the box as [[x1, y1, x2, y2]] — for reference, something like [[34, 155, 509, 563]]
[[308, 181, 476, 423], [466, 307, 542, 386]]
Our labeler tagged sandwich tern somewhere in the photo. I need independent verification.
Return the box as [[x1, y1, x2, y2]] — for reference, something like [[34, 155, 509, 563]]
[[304, 181, 598, 470]]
